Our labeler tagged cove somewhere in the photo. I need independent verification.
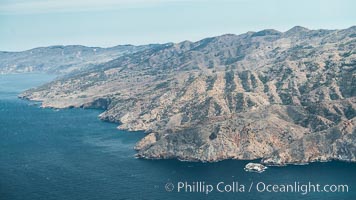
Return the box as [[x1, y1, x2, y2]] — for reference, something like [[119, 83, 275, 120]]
[[0, 73, 355, 200]]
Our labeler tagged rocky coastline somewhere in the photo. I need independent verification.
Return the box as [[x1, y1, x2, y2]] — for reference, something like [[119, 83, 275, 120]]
[[18, 26, 356, 166]]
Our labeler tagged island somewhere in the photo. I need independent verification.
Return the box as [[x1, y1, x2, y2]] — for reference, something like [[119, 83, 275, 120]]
[[8, 26, 355, 166]]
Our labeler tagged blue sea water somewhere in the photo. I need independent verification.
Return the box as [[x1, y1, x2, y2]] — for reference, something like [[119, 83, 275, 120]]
[[0, 73, 355, 200]]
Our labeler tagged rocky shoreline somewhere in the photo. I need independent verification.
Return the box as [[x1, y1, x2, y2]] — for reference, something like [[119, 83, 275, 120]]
[[19, 26, 356, 166], [18, 93, 356, 166]]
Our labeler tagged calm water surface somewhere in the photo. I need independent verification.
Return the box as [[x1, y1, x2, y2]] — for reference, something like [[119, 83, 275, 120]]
[[0, 74, 355, 200]]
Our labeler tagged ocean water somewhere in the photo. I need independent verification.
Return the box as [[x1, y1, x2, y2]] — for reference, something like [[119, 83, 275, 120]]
[[0, 73, 355, 200]]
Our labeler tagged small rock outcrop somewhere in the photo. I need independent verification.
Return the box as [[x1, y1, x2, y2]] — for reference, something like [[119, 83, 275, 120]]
[[244, 163, 267, 173]]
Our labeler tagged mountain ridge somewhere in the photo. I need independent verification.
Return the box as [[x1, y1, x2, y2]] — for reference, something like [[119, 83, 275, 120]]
[[0, 44, 161, 74], [18, 26, 356, 165]]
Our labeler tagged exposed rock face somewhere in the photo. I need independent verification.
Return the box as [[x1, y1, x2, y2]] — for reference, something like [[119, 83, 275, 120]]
[[19, 26, 356, 165], [244, 163, 267, 173]]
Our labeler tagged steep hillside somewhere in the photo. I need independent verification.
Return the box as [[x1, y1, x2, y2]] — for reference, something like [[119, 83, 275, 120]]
[[20, 26, 356, 165]]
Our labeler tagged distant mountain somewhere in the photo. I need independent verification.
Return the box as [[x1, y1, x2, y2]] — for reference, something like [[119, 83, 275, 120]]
[[20, 26, 356, 165], [0, 44, 158, 74]]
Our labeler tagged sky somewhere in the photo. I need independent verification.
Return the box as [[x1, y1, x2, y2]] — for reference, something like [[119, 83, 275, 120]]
[[0, 0, 355, 51]]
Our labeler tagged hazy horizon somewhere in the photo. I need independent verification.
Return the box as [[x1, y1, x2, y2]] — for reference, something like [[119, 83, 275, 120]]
[[1, 25, 356, 52], [1, 0, 355, 51]]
